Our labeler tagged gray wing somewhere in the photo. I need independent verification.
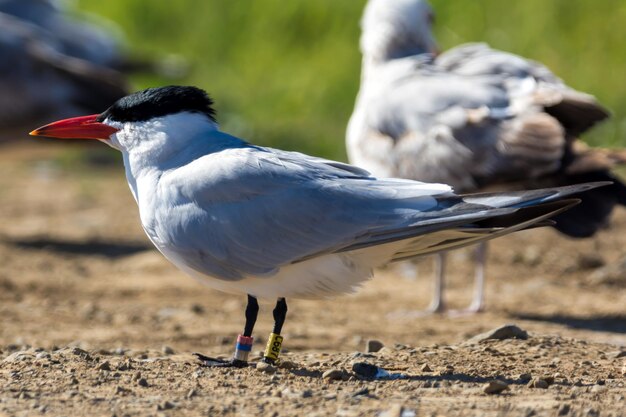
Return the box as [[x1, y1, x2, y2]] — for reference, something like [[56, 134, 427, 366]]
[[348, 47, 606, 192], [158, 145, 558, 281], [437, 43, 562, 84], [349, 65, 533, 191], [436, 43, 609, 134]]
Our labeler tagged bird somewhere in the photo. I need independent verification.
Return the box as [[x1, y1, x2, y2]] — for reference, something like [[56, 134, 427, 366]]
[[347, 0, 626, 314], [0, 7, 127, 141], [30, 85, 606, 367], [0, 0, 169, 73], [0, 0, 185, 142]]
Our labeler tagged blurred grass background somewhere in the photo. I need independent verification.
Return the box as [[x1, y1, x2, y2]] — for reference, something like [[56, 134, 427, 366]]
[[74, 0, 626, 161]]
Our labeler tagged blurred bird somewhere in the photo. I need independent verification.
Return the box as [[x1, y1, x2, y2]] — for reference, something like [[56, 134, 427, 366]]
[[31, 85, 605, 366], [0, 0, 127, 69], [0, 10, 128, 140], [0, 0, 185, 74], [347, 0, 626, 314], [0, 0, 185, 141]]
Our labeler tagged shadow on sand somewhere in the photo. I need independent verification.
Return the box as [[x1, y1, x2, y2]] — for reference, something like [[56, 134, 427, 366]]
[[512, 313, 626, 334], [4, 236, 153, 259]]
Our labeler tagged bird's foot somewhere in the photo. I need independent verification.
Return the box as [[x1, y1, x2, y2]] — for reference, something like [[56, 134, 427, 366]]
[[193, 353, 249, 368]]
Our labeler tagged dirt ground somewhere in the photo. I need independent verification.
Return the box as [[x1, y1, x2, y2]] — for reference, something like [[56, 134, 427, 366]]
[[0, 142, 624, 417]]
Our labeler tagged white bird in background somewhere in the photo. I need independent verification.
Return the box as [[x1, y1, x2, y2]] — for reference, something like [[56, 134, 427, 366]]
[[348, 0, 626, 314], [31, 85, 605, 367]]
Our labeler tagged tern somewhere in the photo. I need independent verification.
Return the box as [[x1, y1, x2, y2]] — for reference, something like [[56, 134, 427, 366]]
[[348, 0, 626, 314], [31, 86, 605, 367]]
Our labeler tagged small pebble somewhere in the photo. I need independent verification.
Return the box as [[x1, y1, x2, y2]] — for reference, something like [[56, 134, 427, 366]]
[[137, 378, 149, 387], [351, 362, 379, 378], [352, 387, 369, 397], [365, 339, 384, 353], [438, 365, 454, 375], [466, 324, 529, 344], [558, 403, 571, 416], [113, 385, 128, 395], [190, 304, 205, 314], [528, 378, 549, 389], [577, 254, 605, 270], [591, 385, 606, 393], [162, 346, 175, 355], [322, 369, 348, 381], [256, 361, 277, 374], [420, 364, 433, 372], [157, 401, 175, 411], [277, 360, 297, 370], [483, 380, 509, 395], [378, 346, 395, 355], [97, 361, 111, 371]]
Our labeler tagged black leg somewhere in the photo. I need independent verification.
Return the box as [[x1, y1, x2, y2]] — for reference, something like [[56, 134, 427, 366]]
[[272, 298, 288, 334], [263, 298, 288, 364], [195, 294, 259, 368], [243, 294, 259, 337]]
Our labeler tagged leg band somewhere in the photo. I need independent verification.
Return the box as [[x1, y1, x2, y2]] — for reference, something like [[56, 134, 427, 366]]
[[263, 332, 284, 364], [233, 335, 254, 362]]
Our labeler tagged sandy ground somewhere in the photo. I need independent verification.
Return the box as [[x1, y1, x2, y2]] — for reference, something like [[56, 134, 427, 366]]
[[0, 142, 624, 416]]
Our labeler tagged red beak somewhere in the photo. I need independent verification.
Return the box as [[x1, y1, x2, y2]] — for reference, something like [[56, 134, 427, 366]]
[[29, 115, 119, 140]]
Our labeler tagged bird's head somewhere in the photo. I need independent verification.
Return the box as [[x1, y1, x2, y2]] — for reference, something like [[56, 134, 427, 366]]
[[30, 85, 219, 155], [361, 0, 439, 63]]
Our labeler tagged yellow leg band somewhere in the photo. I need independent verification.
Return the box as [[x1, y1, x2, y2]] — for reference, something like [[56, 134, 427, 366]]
[[263, 333, 284, 363]]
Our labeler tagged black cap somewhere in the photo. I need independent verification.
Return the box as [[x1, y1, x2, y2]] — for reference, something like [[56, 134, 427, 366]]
[[97, 86, 217, 123]]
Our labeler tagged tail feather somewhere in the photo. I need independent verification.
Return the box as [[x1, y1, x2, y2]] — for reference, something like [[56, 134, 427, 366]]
[[549, 171, 626, 237], [337, 182, 606, 256], [390, 199, 579, 261], [461, 181, 610, 209], [544, 90, 610, 136]]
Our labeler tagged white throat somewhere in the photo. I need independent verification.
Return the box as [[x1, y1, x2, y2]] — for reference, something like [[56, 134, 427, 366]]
[[101, 112, 241, 205]]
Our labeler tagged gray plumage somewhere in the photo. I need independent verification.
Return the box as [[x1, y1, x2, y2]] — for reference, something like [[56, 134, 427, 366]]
[[0, 3, 128, 138], [0, 0, 127, 69], [348, 0, 626, 312]]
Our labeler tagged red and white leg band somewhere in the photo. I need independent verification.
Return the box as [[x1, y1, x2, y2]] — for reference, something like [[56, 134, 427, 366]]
[[233, 335, 254, 362]]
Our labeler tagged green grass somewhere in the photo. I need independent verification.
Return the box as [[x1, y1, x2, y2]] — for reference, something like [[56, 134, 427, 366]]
[[75, 0, 626, 161]]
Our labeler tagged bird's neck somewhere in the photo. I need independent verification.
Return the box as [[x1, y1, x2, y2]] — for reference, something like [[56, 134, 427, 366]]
[[120, 121, 248, 220], [116, 114, 225, 171]]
